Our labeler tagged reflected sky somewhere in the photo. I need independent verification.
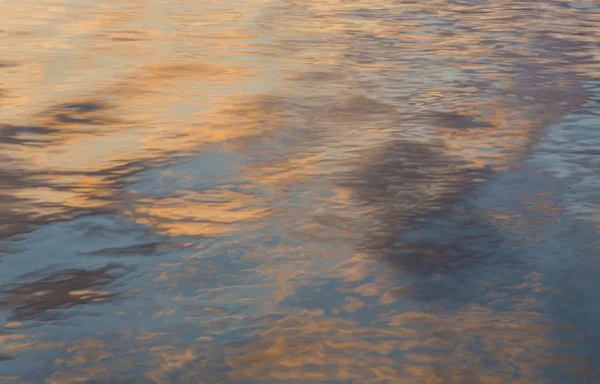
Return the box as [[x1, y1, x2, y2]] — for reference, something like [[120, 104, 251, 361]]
[[1, 0, 600, 383]]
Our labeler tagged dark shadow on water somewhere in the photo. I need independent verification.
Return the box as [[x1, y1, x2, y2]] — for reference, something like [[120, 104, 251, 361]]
[[341, 140, 491, 265], [0, 124, 59, 146], [0, 263, 130, 322], [41, 101, 121, 127]]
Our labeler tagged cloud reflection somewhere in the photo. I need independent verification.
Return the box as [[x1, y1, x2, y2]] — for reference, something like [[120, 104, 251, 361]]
[[0, 0, 599, 382]]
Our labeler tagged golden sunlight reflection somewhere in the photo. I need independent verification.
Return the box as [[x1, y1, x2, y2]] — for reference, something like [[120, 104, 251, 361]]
[[133, 189, 270, 237], [1, 0, 599, 382]]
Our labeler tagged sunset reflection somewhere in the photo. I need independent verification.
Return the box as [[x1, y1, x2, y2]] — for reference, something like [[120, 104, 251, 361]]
[[1, 0, 599, 382]]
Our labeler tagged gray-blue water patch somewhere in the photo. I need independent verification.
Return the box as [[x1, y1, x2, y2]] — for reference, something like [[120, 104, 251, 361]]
[[126, 151, 245, 197], [1, 215, 181, 281], [567, 3, 597, 10]]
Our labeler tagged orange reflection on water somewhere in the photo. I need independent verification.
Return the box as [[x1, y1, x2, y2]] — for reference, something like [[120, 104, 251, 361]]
[[133, 189, 270, 237], [225, 304, 552, 383], [1, 0, 600, 382]]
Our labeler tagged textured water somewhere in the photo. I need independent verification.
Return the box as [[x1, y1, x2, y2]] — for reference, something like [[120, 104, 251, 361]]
[[1, 0, 600, 383]]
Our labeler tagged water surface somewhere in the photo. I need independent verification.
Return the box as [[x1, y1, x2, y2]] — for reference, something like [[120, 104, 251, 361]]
[[1, 0, 600, 382]]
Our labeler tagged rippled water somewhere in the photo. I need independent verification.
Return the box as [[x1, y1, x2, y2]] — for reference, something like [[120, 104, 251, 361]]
[[1, 0, 600, 382]]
